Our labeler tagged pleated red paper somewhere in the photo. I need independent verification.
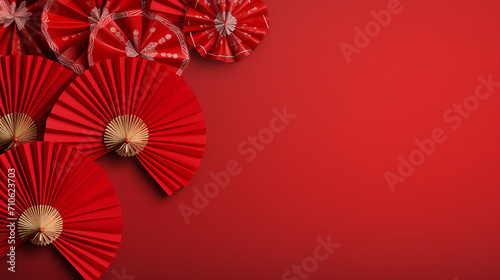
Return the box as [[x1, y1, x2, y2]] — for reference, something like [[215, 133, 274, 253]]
[[88, 9, 190, 75], [41, 0, 142, 74], [149, 0, 191, 28], [45, 57, 206, 195], [0, 142, 122, 280], [0, 0, 51, 57], [0, 55, 76, 153], [184, 0, 269, 62]]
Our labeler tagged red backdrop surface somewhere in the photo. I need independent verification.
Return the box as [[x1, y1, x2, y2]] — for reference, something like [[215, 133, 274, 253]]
[[1, 0, 499, 279]]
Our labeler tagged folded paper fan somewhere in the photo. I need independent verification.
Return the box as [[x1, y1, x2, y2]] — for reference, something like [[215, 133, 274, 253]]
[[45, 57, 206, 195], [149, 0, 191, 28], [0, 55, 76, 153], [42, 0, 142, 74], [88, 9, 190, 75], [0, 141, 122, 280], [0, 0, 51, 56], [184, 0, 269, 62]]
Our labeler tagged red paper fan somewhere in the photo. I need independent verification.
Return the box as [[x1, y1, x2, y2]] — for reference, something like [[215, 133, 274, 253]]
[[45, 57, 206, 195], [149, 0, 191, 28], [183, 0, 269, 62], [88, 9, 190, 75], [0, 141, 122, 280], [0, 0, 51, 57], [41, 0, 142, 74], [0, 55, 76, 153]]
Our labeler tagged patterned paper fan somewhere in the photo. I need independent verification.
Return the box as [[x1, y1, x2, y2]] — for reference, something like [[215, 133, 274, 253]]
[[184, 0, 269, 62], [0, 141, 123, 280], [0, 0, 51, 57], [45, 57, 206, 195], [88, 9, 190, 75], [41, 0, 142, 74], [0, 55, 76, 153], [149, 0, 191, 28]]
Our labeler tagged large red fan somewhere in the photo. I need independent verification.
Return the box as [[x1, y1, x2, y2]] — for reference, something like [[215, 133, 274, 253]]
[[41, 0, 141, 74], [184, 0, 269, 62], [0, 55, 76, 153], [44, 57, 206, 195], [88, 9, 190, 75], [0, 141, 123, 280], [0, 0, 51, 56], [149, 0, 191, 28]]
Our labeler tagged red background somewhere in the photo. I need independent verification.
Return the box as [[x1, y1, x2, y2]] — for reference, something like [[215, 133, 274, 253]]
[[2, 0, 500, 279]]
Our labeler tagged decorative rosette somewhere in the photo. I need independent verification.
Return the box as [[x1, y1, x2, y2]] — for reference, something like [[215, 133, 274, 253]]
[[149, 0, 191, 28], [0, 142, 123, 280], [89, 9, 190, 75], [0, 55, 76, 153], [45, 57, 206, 195], [0, 0, 51, 56], [184, 0, 269, 62], [41, 0, 141, 74]]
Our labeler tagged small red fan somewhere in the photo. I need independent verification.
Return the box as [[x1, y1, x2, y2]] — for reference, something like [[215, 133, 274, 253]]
[[184, 0, 269, 62], [0, 142, 122, 280], [149, 0, 191, 28], [88, 9, 190, 76], [0, 0, 51, 57], [0, 55, 76, 153], [41, 0, 142, 74], [45, 57, 206, 195]]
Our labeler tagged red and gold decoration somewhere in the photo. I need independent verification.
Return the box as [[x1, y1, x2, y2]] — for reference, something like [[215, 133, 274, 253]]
[[41, 0, 142, 74], [0, 55, 75, 153], [104, 114, 149, 157], [88, 9, 190, 75], [18, 204, 63, 246], [0, 141, 123, 280], [0, 0, 273, 277], [45, 57, 206, 195], [0, 113, 37, 151], [184, 0, 269, 62]]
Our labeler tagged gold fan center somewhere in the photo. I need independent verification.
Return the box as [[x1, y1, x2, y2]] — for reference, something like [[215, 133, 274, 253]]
[[104, 115, 149, 157], [0, 113, 37, 152], [18, 205, 63, 246]]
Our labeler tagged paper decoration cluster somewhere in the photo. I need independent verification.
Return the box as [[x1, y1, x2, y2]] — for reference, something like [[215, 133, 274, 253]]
[[0, 0, 270, 278]]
